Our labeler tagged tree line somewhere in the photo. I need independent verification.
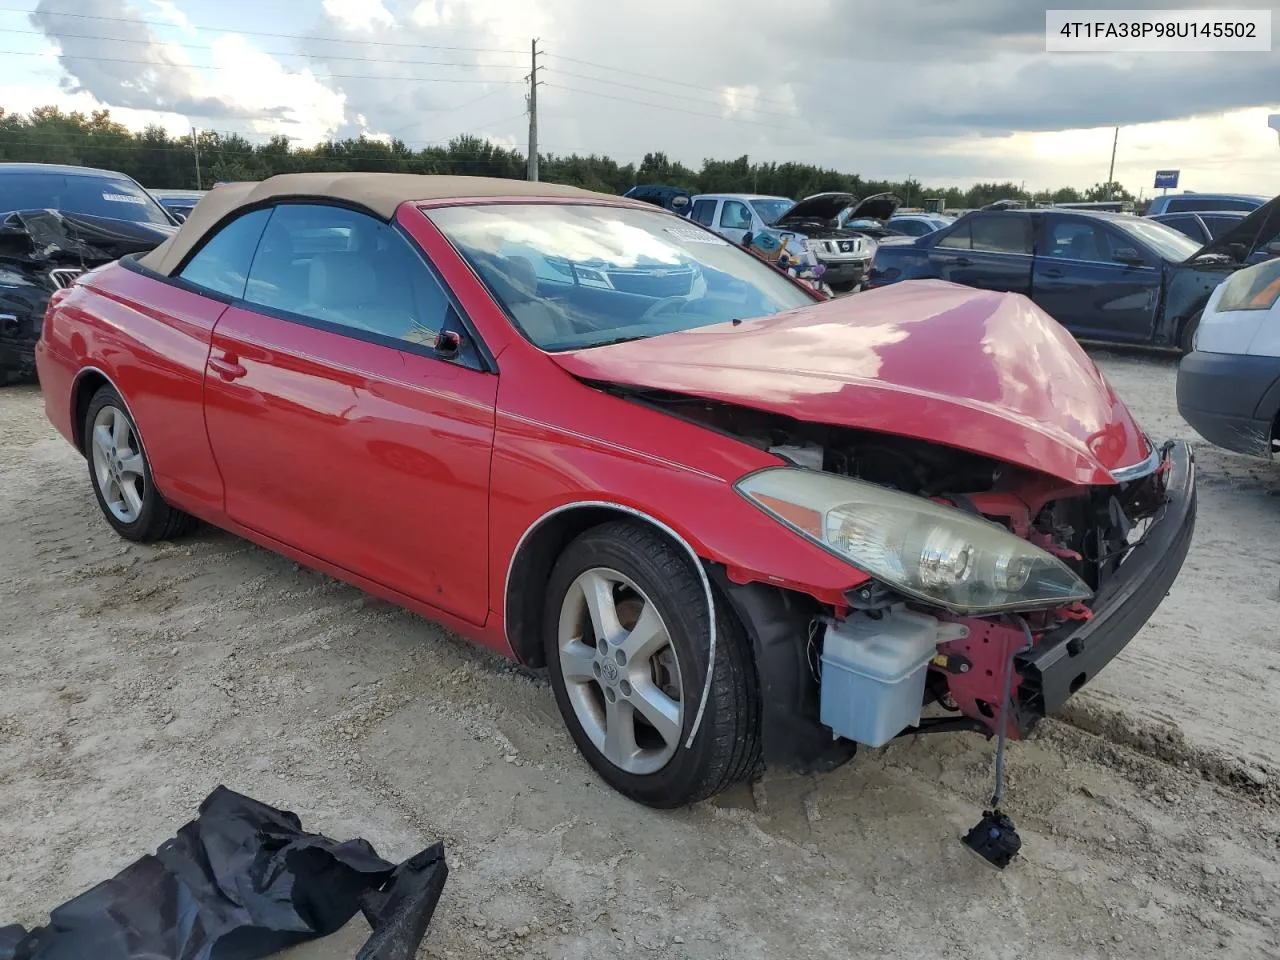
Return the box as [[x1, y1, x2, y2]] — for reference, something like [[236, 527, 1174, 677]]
[[0, 106, 1139, 210]]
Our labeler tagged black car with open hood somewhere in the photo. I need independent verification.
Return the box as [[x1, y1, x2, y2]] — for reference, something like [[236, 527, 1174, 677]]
[[0, 163, 177, 384], [1183, 192, 1280, 265]]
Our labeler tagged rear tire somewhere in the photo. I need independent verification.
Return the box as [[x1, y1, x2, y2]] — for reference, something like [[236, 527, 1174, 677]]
[[83, 385, 197, 542], [1179, 310, 1202, 355], [543, 521, 760, 808]]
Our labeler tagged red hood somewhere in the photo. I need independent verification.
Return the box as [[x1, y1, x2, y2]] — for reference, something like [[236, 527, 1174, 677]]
[[551, 280, 1150, 486]]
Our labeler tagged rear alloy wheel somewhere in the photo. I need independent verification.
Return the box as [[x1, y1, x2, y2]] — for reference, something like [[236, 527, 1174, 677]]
[[544, 521, 760, 808], [84, 385, 197, 542]]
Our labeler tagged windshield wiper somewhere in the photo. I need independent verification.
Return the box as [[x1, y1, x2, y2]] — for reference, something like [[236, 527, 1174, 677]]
[[589, 335, 651, 348]]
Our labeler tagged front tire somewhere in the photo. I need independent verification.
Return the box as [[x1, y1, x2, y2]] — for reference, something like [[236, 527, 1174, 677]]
[[543, 521, 760, 808], [828, 280, 857, 294], [84, 385, 197, 542], [1179, 310, 1202, 354]]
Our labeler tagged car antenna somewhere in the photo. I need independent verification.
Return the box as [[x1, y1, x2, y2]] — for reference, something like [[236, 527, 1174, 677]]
[[960, 615, 1035, 869]]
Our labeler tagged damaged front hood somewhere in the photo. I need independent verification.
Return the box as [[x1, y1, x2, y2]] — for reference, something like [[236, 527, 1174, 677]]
[[1185, 192, 1280, 263], [843, 192, 902, 223], [552, 281, 1150, 486], [776, 192, 856, 226], [0, 209, 176, 268]]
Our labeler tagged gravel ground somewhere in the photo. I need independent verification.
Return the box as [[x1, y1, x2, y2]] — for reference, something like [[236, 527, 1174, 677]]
[[1, 349, 1279, 960]]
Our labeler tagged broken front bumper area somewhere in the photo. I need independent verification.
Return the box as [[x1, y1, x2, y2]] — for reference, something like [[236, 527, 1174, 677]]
[[1015, 441, 1196, 722]]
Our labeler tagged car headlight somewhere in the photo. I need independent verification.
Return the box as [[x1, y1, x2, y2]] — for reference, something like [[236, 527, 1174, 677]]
[[804, 238, 829, 254], [736, 468, 1093, 614]]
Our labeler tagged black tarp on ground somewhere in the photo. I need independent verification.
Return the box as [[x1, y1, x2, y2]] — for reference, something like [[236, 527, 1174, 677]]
[[0, 786, 448, 960]]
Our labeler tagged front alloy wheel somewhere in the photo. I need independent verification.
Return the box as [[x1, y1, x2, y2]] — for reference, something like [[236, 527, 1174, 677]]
[[543, 521, 761, 808], [557, 567, 685, 776]]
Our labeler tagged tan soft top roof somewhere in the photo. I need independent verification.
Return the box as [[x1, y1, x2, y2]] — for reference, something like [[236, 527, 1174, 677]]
[[137, 172, 614, 276]]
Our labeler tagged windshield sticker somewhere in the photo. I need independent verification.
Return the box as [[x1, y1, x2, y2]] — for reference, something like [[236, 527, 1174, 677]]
[[102, 192, 147, 205], [665, 226, 728, 245]]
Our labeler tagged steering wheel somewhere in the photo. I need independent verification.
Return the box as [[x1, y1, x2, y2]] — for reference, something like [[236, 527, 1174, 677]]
[[640, 296, 689, 322]]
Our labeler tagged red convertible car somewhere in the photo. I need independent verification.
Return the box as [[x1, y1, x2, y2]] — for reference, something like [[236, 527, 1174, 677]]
[[36, 174, 1195, 809]]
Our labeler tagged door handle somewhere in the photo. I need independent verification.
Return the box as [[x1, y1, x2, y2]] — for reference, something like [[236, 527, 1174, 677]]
[[1042, 268, 1064, 278], [208, 354, 247, 381], [955, 257, 972, 266]]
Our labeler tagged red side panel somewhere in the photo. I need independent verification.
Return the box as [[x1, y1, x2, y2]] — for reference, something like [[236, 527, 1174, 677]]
[[37, 262, 227, 515]]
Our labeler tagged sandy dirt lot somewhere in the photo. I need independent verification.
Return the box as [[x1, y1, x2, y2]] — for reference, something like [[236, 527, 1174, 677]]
[[1, 349, 1278, 960]]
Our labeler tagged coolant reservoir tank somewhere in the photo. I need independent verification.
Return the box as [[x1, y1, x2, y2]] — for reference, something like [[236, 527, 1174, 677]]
[[819, 607, 943, 748]]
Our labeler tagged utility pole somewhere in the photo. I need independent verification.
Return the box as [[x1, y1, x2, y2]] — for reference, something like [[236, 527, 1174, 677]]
[[1106, 125, 1118, 198], [526, 39, 543, 181], [191, 127, 202, 190]]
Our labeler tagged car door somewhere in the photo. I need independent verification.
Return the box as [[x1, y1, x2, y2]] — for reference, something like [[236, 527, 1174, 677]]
[[1031, 216, 1161, 342], [201, 202, 497, 624], [717, 199, 754, 246], [927, 213, 1034, 294]]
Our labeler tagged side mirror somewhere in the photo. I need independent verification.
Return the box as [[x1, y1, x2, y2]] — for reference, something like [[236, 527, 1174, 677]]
[[1113, 247, 1144, 265], [434, 329, 462, 359], [1267, 241, 1280, 256]]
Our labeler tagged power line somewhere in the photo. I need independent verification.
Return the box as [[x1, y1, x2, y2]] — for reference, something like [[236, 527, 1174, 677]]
[[544, 67, 795, 120], [0, 7, 526, 54], [384, 88, 511, 137], [1, 48, 526, 83], [543, 52, 797, 109], [0, 25, 527, 68], [545, 84, 779, 127]]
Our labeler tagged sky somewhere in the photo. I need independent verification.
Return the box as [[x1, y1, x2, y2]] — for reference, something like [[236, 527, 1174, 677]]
[[1, 0, 1277, 195]]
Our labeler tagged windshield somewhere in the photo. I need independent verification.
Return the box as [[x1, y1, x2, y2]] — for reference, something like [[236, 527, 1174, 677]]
[[428, 203, 817, 351], [1114, 216, 1203, 261], [749, 198, 794, 225], [0, 172, 173, 225]]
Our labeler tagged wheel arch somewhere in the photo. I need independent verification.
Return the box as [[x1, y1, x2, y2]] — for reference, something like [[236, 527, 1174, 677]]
[[70, 366, 126, 455], [503, 501, 713, 672]]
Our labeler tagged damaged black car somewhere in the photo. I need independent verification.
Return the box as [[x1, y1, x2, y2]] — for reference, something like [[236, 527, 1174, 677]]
[[0, 163, 178, 384]]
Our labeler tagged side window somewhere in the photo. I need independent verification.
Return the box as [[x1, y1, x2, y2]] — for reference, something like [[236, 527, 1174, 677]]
[[934, 220, 972, 249], [1158, 214, 1202, 240], [690, 199, 716, 227], [1202, 215, 1242, 239], [243, 204, 452, 350], [1165, 198, 1195, 213], [1043, 219, 1126, 262], [177, 208, 270, 299], [719, 200, 752, 230], [936, 221, 972, 249], [970, 216, 1033, 254]]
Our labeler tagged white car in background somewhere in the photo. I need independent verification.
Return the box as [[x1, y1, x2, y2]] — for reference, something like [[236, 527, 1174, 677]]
[[1177, 255, 1280, 459]]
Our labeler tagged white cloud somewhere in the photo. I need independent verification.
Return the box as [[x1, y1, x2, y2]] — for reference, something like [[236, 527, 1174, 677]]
[[20, 0, 1280, 195], [206, 34, 346, 142], [321, 0, 395, 31], [148, 0, 195, 36]]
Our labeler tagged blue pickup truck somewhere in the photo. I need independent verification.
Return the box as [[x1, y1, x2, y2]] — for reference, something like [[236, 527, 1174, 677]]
[[866, 200, 1280, 351]]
